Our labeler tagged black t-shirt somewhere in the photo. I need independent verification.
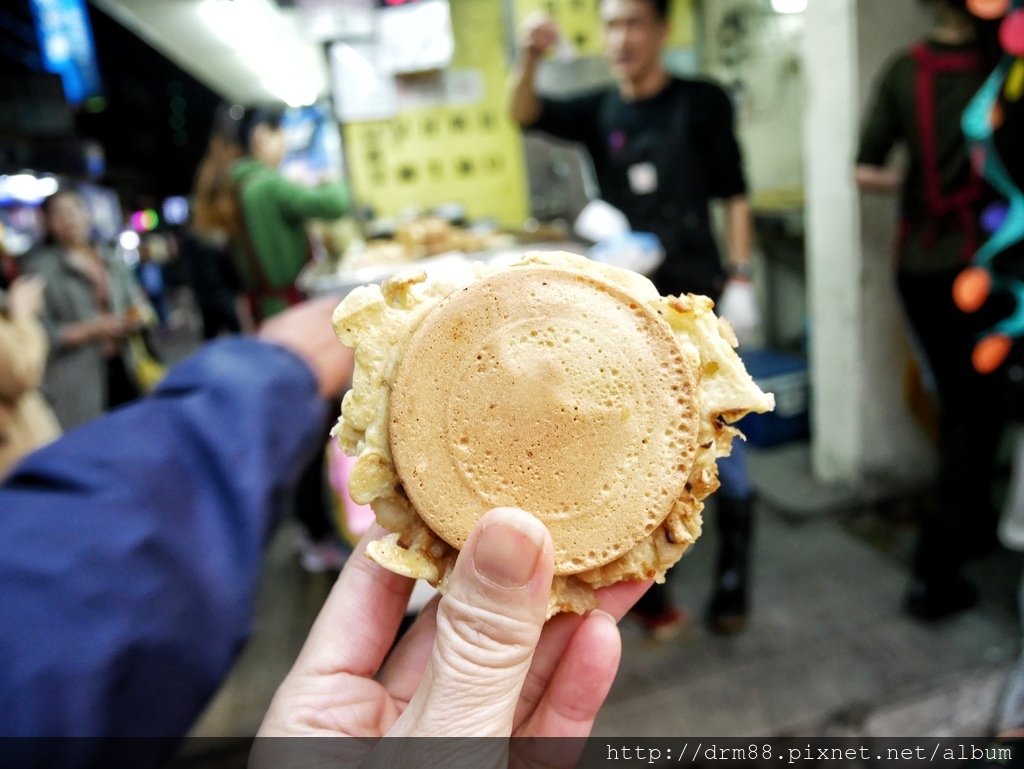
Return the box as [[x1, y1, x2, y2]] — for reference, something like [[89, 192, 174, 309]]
[[529, 77, 747, 296]]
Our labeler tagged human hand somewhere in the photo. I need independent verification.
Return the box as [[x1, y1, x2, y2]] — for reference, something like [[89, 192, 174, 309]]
[[520, 12, 560, 58], [257, 507, 648, 747], [123, 318, 148, 335], [258, 295, 355, 398], [7, 275, 46, 322], [121, 304, 152, 334], [717, 277, 761, 348], [93, 313, 130, 341]]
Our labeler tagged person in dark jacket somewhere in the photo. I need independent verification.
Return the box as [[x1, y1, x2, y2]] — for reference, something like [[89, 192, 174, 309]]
[[0, 298, 346, 753], [856, 0, 1003, 620]]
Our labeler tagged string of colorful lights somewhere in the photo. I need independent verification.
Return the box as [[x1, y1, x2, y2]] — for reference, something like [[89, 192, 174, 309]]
[[954, 0, 1024, 373]]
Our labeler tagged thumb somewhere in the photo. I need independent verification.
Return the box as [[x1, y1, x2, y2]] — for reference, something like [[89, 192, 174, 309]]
[[392, 507, 554, 737]]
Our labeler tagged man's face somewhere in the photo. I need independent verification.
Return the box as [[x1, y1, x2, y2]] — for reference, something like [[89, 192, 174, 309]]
[[601, 0, 668, 83]]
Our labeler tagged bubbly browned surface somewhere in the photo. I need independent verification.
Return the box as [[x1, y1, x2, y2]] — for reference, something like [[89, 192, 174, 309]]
[[389, 266, 699, 575], [332, 251, 775, 616]]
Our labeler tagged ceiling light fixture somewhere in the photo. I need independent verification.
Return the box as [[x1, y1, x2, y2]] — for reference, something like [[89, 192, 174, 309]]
[[200, 0, 322, 107], [771, 0, 807, 13]]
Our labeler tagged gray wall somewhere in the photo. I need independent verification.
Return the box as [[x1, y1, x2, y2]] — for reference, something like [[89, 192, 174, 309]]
[[700, 0, 806, 194]]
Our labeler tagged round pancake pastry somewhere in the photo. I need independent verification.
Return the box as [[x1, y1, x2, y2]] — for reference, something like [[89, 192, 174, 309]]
[[389, 265, 700, 575]]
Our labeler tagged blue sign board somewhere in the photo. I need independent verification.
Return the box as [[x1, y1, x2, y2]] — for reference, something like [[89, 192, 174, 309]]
[[29, 0, 103, 105], [281, 103, 346, 182]]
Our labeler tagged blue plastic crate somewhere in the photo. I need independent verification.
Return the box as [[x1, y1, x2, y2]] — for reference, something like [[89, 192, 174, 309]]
[[737, 350, 810, 447]]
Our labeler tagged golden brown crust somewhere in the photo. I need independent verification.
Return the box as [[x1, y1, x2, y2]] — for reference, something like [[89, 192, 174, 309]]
[[332, 252, 774, 616], [389, 265, 699, 575]]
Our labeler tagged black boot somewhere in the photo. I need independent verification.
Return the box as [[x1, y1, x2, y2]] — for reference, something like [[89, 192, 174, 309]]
[[904, 514, 978, 621], [707, 494, 754, 634]]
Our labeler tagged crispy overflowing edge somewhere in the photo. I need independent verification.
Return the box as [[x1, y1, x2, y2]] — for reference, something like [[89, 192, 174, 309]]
[[332, 253, 774, 617]]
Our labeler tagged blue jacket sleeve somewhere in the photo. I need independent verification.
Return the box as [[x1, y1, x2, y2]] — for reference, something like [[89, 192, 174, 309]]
[[0, 338, 328, 751]]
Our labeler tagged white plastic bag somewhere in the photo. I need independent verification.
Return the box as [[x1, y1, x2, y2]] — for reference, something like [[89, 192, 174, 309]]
[[589, 232, 664, 276], [574, 199, 630, 243]]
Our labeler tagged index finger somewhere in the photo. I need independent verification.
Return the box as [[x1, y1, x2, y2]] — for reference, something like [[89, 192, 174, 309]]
[[513, 579, 650, 728], [291, 524, 415, 679], [378, 577, 650, 717], [523, 10, 555, 32]]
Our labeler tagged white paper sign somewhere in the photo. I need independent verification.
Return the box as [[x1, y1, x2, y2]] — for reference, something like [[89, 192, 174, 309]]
[[376, 0, 454, 74], [298, 0, 374, 41], [444, 69, 484, 105], [330, 41, 397, 122]]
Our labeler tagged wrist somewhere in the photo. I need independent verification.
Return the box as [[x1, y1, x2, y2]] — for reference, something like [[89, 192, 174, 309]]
[[520, 46, 544, 65], [729, 262, 753, 281], [91, 318, 112, 341]]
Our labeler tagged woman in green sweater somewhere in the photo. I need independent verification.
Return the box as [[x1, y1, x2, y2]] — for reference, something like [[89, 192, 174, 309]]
[[231, 109, 351, 322], [230, 108, 353, 571]]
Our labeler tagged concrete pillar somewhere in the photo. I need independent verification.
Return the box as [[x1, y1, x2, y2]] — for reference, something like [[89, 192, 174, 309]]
[[803, 0, 935, 489], [803, 0, 863, 484]]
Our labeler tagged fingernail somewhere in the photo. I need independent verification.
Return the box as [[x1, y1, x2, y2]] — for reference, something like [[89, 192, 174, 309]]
[[473, 510, 545, 589], [589, 609, 616, 625]]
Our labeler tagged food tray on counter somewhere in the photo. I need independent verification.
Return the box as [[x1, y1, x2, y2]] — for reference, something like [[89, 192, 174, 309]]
[[298, 242, 586, 298]]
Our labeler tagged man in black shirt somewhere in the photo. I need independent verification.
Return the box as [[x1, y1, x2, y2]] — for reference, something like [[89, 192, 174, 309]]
[[509, 0, 759, 637]]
